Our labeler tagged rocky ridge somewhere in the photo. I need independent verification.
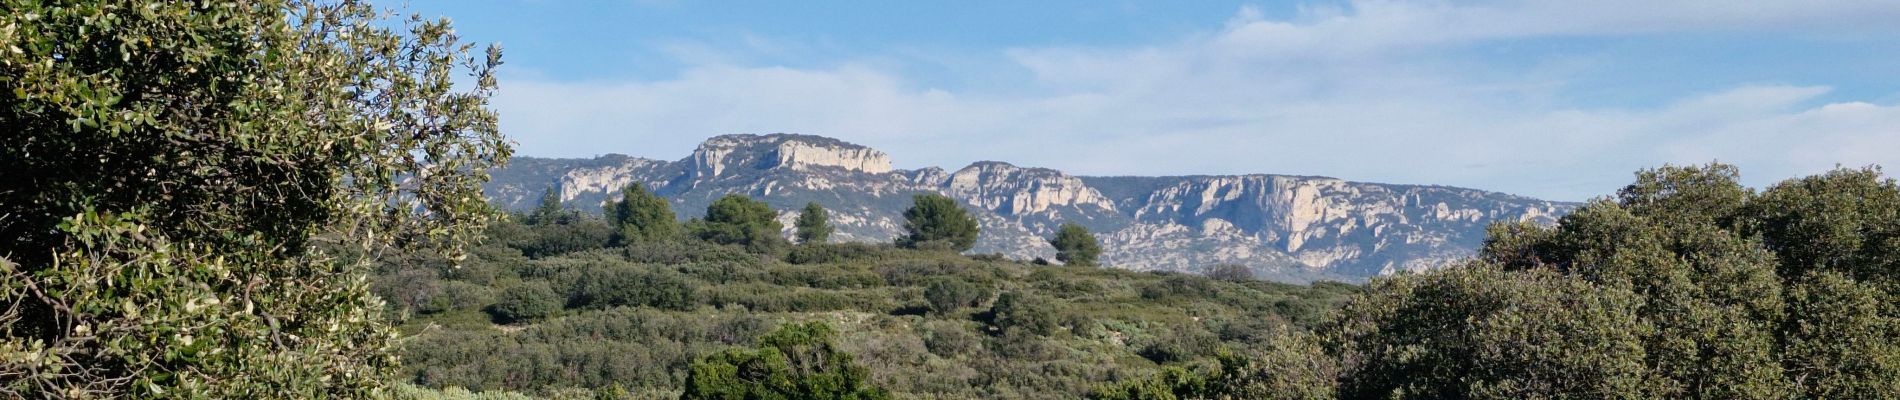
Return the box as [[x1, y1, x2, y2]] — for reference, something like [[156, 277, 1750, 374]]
[[486, 133, 1575, 282]]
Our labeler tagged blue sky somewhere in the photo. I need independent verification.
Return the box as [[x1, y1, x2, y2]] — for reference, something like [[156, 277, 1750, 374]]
[[410, 0, 1900, 201]]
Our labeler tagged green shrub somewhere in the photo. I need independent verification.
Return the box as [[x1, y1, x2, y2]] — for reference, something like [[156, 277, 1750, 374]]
[[923, 321, 982, 358], [786, 242, 903, 264], [989, 330, 1061, 361], [516, 218, 615, 259], [765, 264, 885, 290], [423, 281, 499, 315], [623, 239, 763, 267], [925, 278, 993, 315], [987, 291, 1060, 336], [1133, 326, 1220, 364], [682, 322, 892, 400], [565, 267, 699, 311], [488, 282, 562, 324]]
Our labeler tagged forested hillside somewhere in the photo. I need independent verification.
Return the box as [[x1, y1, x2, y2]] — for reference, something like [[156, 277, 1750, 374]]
[[392, 164, 1899, 399], [375, 209, 1357, 398]]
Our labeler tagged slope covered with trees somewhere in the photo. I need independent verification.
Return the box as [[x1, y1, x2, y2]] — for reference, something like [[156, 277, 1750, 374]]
[[391, 164, 1898, 400], [1107, 164, 1900, 399], [375, 191, 1359, 398]]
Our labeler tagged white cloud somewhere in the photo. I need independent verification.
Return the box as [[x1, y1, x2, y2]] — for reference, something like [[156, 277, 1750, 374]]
[[493, 1, 1900, 200]]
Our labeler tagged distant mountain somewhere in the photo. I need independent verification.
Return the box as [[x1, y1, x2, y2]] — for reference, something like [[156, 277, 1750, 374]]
[[485, 134, 1575, 282]]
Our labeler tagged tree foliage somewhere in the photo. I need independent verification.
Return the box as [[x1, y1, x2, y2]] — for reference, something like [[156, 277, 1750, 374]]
[[1048, 223, 1104, 267], [1204, 264, 1253, 282], [1098, 330, 1336, 400], [0, 0, 507, 397], [607, 183, 679, 244], [488, 282, 561, 324], [529, 188, 567, 225], [986, 291, 1058, 336], [1108, 163, 1900, 399], [692, 194, 789, 253], [796, 202, 834, 244], [681, 322, 892, 400], [381, 216, 1361, 398], [924, 278, 992, 315], [897, 194, 980, 252]]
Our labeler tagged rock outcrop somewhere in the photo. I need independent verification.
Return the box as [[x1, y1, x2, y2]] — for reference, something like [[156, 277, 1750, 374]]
[[944, 162, 1115, 217], [485, 133, 1576, 282], [690, 134, 892, 179]]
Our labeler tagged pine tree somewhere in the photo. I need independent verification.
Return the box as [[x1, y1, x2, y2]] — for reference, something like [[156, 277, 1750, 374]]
[[606, 183, 678, 244], [795, 202, 834, 244], [1048, 223, 1103, 266], [693, 194, 787, 252], [899, 194, 980, 251], [529, 187, 565, 225]]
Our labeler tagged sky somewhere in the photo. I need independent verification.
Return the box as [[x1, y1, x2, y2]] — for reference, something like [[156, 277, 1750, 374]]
[[406, 0, 1900, 201]]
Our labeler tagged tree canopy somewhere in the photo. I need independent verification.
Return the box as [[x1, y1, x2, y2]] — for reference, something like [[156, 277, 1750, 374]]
[[0, 0, 507, 397], [692, 194, 788, 252], [898, 194, 980, 252], [796, 202, 834, 244], [529, 187, 567, 225], [607, 183, 679, 244], [681, 322, 891, 400], [1048, 223, 1104, 267], [1105, 163, 1900, 399]]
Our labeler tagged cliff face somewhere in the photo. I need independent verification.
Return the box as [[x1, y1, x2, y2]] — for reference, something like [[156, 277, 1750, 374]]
[[945, 162, 1116, 217], [691, 134, 892, 179], [486, 133, 1575, 282], [1091, 175, 1566, 278]]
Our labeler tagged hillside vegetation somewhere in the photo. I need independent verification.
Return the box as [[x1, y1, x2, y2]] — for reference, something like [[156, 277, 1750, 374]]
[[376, 216, 1357, 398], [390, 164, 1899, 399]]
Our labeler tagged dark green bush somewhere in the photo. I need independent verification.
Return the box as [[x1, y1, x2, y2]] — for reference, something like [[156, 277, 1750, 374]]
[[785, 242, 904, 264], [488, 282, 562, 324], [564, 266, 699, 311], [987, 291, 1061, 336], [925, 278, 993, 315], [923, 321, 982, 358], [1134, 326, 1220, 364], [517, 218, 615, 259], [682, 322, 891, 400], [622, 239, 763, 267], [1140, 275, 1222, 301], [989, 330, 1061, 361], [765, 264, 885, 289], [424, 281, 499, 315]]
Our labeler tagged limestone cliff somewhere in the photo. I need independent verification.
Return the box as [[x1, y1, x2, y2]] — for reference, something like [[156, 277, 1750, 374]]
[[485, 134, 1576, 282], [944, 162, 1116, 217], [691, 134, 892, 179]]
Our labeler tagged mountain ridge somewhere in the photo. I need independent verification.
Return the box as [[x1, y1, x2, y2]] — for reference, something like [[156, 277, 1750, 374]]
[[485, 133, 1577, 282]]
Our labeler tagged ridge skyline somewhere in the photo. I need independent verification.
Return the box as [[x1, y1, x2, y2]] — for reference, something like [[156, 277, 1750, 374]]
[[484, 132, 1576, 282], [513, 132, 1571, 203]]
